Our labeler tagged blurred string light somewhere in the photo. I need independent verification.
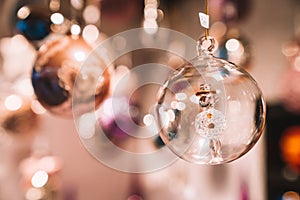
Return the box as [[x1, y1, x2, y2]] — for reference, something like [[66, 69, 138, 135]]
[[78, 112, 96, 139], [155, 0, 265, 165], [209, 0, 253, 70], [281, 37, 300, 71], [282, 41, 299, 58], [71, 24, 81, 35], [212, 26, 252, 69], [48, 0, 71, 35], [143, 0, 164, 34], [49, 0, 60, 12], [69, 0, 85, 37], [82, 24, 99, 44], [83, 5, 100, 24], [14, 0, 100, 45], [71, 0, 84, 10], [70, 0, 101, 44], [4, 94, 23, 111], [17, 6, 30, 19], [25, 188, 45, 200], [31, 170, 49, 188], [50, 12, 64, 25], [13, 0, 118, 46], [31, 100, 46, 115], [143, 113, 159, 135]]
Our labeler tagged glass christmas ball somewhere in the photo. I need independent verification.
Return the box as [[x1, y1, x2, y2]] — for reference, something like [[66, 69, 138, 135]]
[[32, 35, 110, 117], [155, 40, 266, 164], [15, 6, 51, 41]]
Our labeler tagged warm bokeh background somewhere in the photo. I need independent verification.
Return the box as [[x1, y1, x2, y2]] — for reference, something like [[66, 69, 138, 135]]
[[0, 0, 299, 199]]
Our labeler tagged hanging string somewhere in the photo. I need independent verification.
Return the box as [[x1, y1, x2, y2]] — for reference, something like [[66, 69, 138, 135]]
[[198, 0, 215, 53], [205, 0, 209, 39]]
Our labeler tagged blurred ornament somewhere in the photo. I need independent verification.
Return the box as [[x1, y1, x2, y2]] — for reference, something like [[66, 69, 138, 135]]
[[15, 5, 52, 41], [99, 0, 144, 34], [281, 191, 300, 200], [280, 37, 300, 112], [215, 28, 252, 69], [155, 36, 266, 164], [100, 0, 143, 22], [0, 85, 39, 136], [32, 35, 110, 117], [221, 0, 252, 24], [210, 0, 252, 25], [280, 68, 300, 112], [280, 126, 300, 172], [0, 96, 38, 135], [96, 97, 139, 144]]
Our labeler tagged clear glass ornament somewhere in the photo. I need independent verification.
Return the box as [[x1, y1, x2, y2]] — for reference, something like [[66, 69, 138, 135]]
[[155, 36, 266, 164], [32, 35, 110, 117]]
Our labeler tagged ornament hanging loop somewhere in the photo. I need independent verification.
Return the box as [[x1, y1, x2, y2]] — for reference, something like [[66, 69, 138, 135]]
[[197, 0, 216, 55], [197, 35, 216, 55]]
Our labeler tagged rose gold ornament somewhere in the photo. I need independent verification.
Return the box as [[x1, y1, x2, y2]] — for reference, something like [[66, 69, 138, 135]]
[[32, 35, 110, 117]]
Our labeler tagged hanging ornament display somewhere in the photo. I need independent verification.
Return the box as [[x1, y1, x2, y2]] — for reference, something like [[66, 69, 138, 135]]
[[31, 35, 110, 117], [155, 1, 266, 164]]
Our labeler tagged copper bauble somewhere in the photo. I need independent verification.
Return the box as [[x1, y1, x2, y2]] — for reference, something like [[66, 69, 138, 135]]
[[32, 35, 110, 117]]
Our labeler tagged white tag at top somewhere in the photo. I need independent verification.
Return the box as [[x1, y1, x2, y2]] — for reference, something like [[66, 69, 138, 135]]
[[199, 12, 209, 29]]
